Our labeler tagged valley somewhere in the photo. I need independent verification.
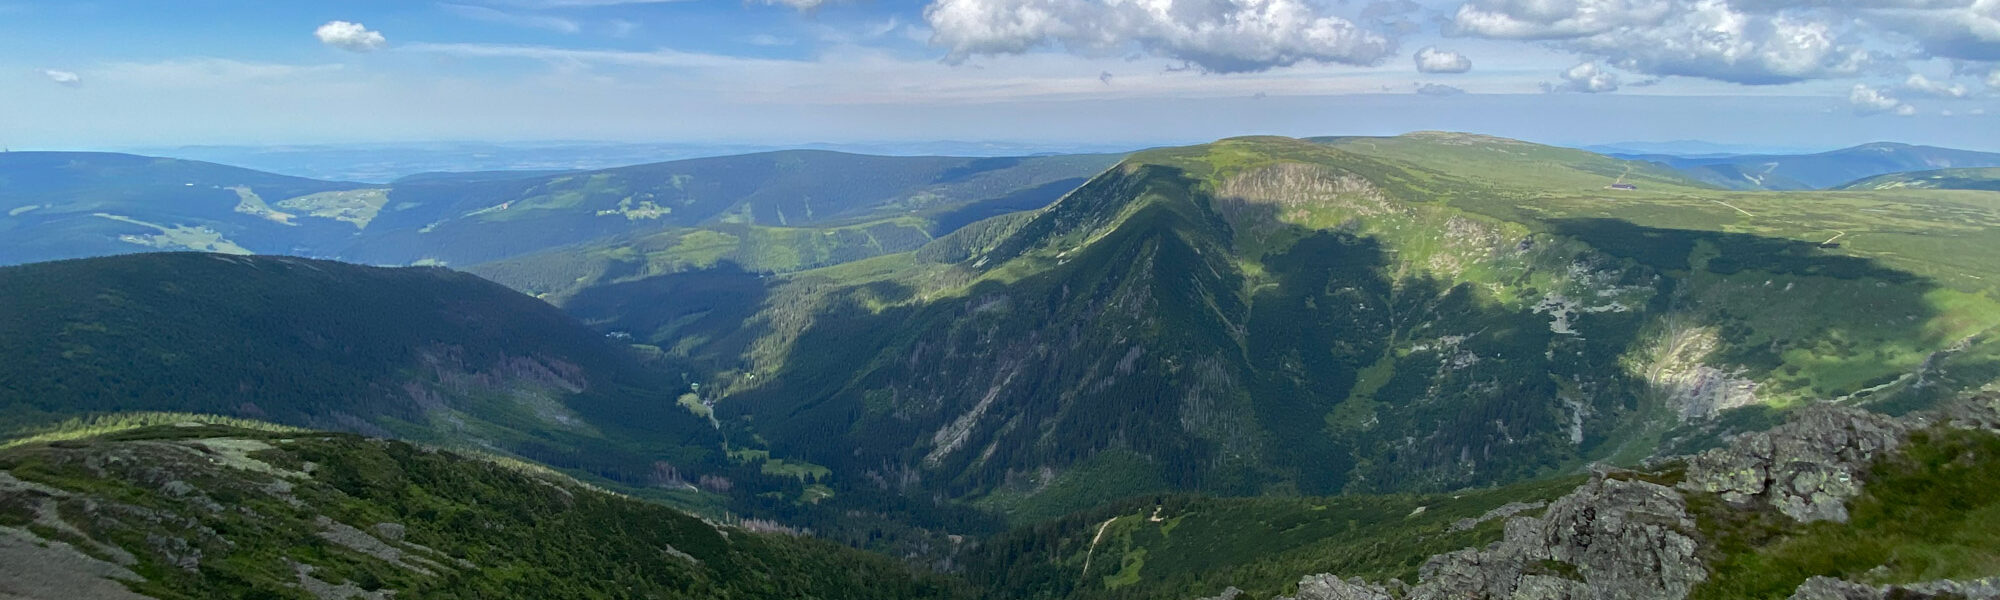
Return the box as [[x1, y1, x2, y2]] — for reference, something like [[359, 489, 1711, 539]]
[[6, 132, 2000, 599]]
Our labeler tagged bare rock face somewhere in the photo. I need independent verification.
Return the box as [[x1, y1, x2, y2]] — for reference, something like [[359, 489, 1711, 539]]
[[1789, 575, 2000, 599], [1402, 478, 1703, 600], [1191, 397, 2000, 600], [1680, 405, 1909, 523], [1279, 574, 1397, 600], [1196, 587, 1244, 600], [1536, 479, 1705, 599]]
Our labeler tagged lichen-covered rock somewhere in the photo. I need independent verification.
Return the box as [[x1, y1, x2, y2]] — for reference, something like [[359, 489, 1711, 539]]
[[1681, 405, 1909, 523], [1789, 575, 2000, 599], [1402, 477, 1703, 600], [1194, 586, 1243, 600], [1536, 478, 1705, 599], [1281, 573, 1395, 600], [1194, 397, 2000, 600], [1511, 574, 1591, 600]]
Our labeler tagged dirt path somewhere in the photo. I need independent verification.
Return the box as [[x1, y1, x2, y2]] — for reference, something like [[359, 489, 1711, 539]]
[[1079, 516, 1119, 579]]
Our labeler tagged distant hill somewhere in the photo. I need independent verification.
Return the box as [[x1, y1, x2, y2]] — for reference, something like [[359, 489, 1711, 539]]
[[0, 251, 1009, 559], [1618, 142, 2000, 190], [0, 150, 1122, 293], [0, 422, 971, 599], [1838, 167, 2000, 192], [0, 152, 379, 265], [0, 252, 720, 487], [1580, 140, 1819, 156], [343, 150, 1122, 268]]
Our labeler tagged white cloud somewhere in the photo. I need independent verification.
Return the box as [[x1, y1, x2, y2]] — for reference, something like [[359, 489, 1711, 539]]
[[1850, 83, 1914, 115], [1726, 0, 1971, 10], [923, 0, 1397, 73], [441, 4, 581, 34], [1414, 47, 1473, 73], [1904, 73, 1970, 97], [760, 0, 828, 8], [401, 42, 1444, 103], [1451, 0, 1675, 39], [1450, 0, 1872, 85], [1865, 0, 2000, 62], [42, 69, 81, 87], [1546, 61, 1621, 92], [316, 21, 387, 52]]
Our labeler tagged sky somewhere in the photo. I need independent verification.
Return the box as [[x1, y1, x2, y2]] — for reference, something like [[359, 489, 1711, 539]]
[[4, 0, 2000, 151]]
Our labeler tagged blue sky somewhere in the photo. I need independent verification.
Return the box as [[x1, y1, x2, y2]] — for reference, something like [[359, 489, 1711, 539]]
[[5, 0, 2000, 150]]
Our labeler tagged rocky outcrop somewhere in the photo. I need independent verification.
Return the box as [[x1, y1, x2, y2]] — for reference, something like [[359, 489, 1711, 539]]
[[1278, 574, 1400, 600], [1680, 405, 1909, 523], [1395, 477, 1703, 600], [1789, 575, 2000, 599], [1204, 396, 2000, 600]]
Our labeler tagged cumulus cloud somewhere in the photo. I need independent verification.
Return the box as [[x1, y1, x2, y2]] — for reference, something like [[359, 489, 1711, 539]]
[[1451, 0, 1675, 39], [1414, 47, 1473, 73], [923, 0, 1397, 73], [1546, 61, 1621, 92], [42, 69, 81, 87], [1903, 73, 1970, 98], [1725, 0, 1970, 10], [1450, 0, 1872, 85], [1866, 0, 2000, 61], [1851, 83, 1916, 115], [1990, 69, 2000, 87], [1415, 82, 1467, 95], [316, 21, 387, 52]]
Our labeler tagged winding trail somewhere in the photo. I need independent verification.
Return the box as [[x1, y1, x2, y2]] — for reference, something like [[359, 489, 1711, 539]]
[[1079, 516, 1119, 580], [1709, 199, 1755, 217]]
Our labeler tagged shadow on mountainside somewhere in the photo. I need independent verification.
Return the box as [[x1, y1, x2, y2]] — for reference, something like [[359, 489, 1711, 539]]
[[555, 169, 1982, 539]]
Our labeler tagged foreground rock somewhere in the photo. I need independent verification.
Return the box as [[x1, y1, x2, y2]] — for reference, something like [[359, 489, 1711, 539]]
[[1203, 396, 2000, 600]]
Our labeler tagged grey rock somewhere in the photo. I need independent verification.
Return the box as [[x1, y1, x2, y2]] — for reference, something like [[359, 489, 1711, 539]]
[[1450, 500, 1548, 532], [1681, 405, 1909, 523], [1283, 573, 1394, 600], [1351, 477, 1702, 600], [1511, 574, 1591, 600], [1193, 586, 1242, 600], [1790, 575, 2000, 599], [372, 522, 406, 543], [1535, 478, 1705, 600]]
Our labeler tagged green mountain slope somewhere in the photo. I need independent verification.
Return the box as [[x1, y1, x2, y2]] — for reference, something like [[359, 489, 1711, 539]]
[[568, 133, 2000, 524], [0, 152, 380, 265], [976, 398, 2000, 600], [0, 252, 722, 489], [1620, 142, 2000, 190], [0, 150, 1120, 299], [0, 252, 1008, 560], [1838, 167, 2000, 192], [967, 475, 1584, 600], [340, 151, 1120, 268], [0, 422, 970, 599]]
